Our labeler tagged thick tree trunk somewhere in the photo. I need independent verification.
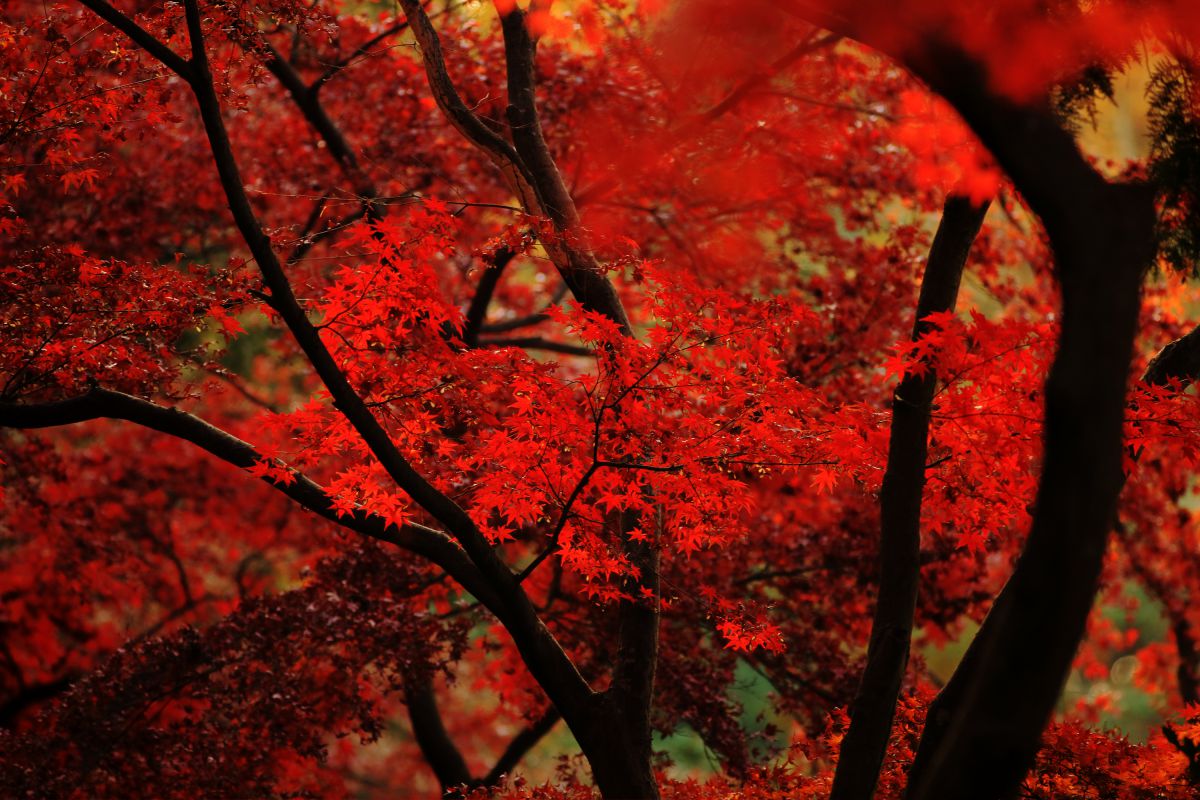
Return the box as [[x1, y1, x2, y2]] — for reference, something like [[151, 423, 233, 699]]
[[584, 741, 659, 800], [905, 180, 1155, 800], [830, 193, 988, 800], [575, 700, 660, 800]]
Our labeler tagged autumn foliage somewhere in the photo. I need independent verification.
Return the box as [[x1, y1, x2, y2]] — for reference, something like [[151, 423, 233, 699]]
[[2, 0, 1200, 798]]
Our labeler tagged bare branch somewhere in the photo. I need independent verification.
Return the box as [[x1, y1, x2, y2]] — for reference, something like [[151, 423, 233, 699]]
[[0, 388, 496, 606], [480, 707, 561, 785], [463, 247, 518, 346], [76, 0, 193, 80], [477, 337, 593, 357], [397, 0, 533, 205]]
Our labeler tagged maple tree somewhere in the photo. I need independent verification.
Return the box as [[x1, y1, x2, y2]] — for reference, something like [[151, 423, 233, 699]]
[[1, 0, 1200, 797]]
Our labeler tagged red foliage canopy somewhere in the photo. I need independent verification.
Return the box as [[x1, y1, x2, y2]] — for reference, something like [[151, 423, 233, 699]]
[[1, 0, 1199, 798]]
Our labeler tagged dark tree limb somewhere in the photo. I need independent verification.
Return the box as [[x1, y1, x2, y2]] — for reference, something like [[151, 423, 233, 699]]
[[479, 312, 549, 334], [830, 193, 989, 800], [587, 508, 661, 800], [0, 389, 496, 608], [403, 672, 473, 794], [766, 6, 1158, 797], [75, 0, 193, 80], [909, 298, 1200, 796], [476, 337, 592, 357], [1119, 520, 1200, 706], [462, 248, 518, 347], [402, 670, 561, 795], [398, 8, 658, 796], [1175, 620, 1200, 707], [1127, 332, 1200, 707], [400, 0, 633, 334], [477, 283, 568, 335], [262, 42, 373, 200], [78, 0, 600, 752], [396, 0, 533, 207], [1143, 325, 1200, 387], [891, 43, 1157, 800], [1, 390, 561, 787], [287, 203, 369, 265], [179, 0, 521, 597], [496, 8, 633, 335], [479, 707, 561, 786], [0, 675, 76, 729]]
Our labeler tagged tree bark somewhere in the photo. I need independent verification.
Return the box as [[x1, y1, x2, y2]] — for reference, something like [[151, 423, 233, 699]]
[[754, 15, 1162, 794], [403, 673, 473, 795], [831, 193, 988, 800], [768, 10, 1165, 793], [895, 44, 1158, 800]]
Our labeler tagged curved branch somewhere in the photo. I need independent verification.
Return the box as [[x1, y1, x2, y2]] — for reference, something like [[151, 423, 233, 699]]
[[75, 3, 658, 790], [1144, 325, 1200, 387], [889, 38, 1155, 800], [463, 247, 518, 346], [180, 0, 505, 579], [402, 667, 561, 793], [69, 0, 599, 760], [0, 388, 497, 607], [397, 0, 532, 204], [401, 0, 632, 334], [477, 283, 568, 335], [403, 672, 473, 794], [496, 8, 633, 335]]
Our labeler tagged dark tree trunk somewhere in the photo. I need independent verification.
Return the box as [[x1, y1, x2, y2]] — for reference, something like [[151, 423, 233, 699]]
[[901, 148, 1156, 800], [831, 193, 989, 800], [576, 699, 660, 800]]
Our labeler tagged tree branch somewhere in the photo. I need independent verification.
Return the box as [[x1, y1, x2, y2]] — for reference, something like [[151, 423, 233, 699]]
[[496, 7, 633, 335], [477, 283, 568, 335], [80, 2, 649, 789], [1143, 325, 1200, 387], [403, 671, 473, 794], [480, 706, 561, 785], [76, 0, 193, 81], [462, 247, 518, 347], [179, 0, 506, 579], [310, 18, 414, 93], [72, 0, 600, 767], [0, 388, 497, 607], [476, 337, 593, 357], [396, 0, 533, 205], [403, 667, 561, 793], [0, 675, 77, 729], [262, 42, 374, 200]]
